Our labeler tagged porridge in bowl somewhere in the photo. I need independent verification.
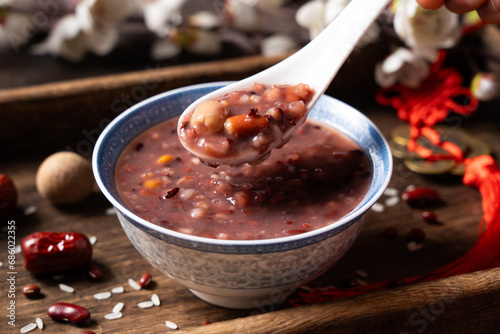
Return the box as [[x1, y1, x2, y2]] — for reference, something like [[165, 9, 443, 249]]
[[115, 117, 371, 240]]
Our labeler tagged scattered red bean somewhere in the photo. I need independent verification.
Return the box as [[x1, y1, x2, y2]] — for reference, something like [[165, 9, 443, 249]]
[[87, 264, 104, 280], [47, 302, 90, 323], [402, 187, 441, 208], [21, 232, 92, 275], [0, 174, 18, 216], [138, 273, 152, 288], [80, 331, 96, 334], [22, 284, 41, 298], [407, 228, 426, 243], [203, 321, 212, 325], [422, 211, 439, 224], [382, 226, 398, 240]]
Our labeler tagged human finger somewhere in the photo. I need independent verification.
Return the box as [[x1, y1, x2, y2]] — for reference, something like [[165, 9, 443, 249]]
[[477, 0, 500, 23], [416, 0, 446, 10], [444, 0, 487, 14]]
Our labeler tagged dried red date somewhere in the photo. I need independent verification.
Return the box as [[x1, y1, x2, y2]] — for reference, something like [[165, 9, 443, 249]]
[[22, 284, 41, 298], [402, 187, 441, 208], [21, 232, 92, 275], [47, 302, 90, 323], [0, 174, 18, 216]]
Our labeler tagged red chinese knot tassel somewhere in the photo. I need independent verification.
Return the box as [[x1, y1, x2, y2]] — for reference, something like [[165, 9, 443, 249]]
[[291, 53, 500, 307]]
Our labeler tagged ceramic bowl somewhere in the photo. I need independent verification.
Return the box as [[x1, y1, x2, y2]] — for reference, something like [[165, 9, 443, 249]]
[[93, 82, 392, 309]]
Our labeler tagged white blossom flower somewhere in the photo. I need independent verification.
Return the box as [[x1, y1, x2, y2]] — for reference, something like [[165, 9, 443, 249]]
[[225, 0, 263, 33], [295, 0, 379, 46], [375, 47, 430, 88], [31, 0, 133, 62], [151, 11, 221, 61], [31, 15, 87, 62], [151, 36, 181, 60], [296, 0, 348, 40], [254, 0, 289, 13], [260, 33, 297, 57], [0, 10, 34, 51], [188, 11, 220, 30], [393, 0, 460, 62], [140, 0, 186, 37]]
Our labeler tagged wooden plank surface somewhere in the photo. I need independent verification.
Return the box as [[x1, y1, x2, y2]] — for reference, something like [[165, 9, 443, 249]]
[[1, 94, 499, 333]]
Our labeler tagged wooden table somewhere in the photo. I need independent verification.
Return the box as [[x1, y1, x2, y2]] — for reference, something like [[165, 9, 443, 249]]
[[1, 54, 500, 334]]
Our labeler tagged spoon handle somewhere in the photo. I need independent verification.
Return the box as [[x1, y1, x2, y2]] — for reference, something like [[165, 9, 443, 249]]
[[254, 0, 391, 106]]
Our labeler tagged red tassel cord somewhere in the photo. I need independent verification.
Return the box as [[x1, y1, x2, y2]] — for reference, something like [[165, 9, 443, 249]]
[[291, 53, 500, 306], [292, 156, 500, 305], [376, 50, 478, 162]]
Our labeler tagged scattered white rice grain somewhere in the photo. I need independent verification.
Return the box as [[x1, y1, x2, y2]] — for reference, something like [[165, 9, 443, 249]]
[[23, 206, 38, 216], [20, 323, 37, 333], [371, 203, 385, 213], [355, 278, 368, 286], [151, 294, 160, 306], [165, 320, 178, 330], [0, 261, 3, 267], [407, 241, 424, 252], [406, 184, 416, 191], [94, 291, 112, 300], [104, 312, 123, 320], [105, 207, 116, 216], [385, 196, 401, 207], [355, 269, 368, 278], [15, 244, 22, 254], [111, 286, 125, 294], [191, 158, 201, 165], [138, 301, 154, 309], [128, 278, 141, 291], [383, 187, 399, 197], [35, 317, 43, 329], [59, 283, 74, 293], [88, 235, 97, 245], [113, 302, 124, 314]]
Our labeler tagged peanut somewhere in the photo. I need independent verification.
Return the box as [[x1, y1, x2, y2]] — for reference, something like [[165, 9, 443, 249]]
[[191, 101, 228, 133]]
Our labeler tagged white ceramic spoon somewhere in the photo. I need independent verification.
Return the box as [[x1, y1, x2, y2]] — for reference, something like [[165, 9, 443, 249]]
[[178, 0, 390, 166]]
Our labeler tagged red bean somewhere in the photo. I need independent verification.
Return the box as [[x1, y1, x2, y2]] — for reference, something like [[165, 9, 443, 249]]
[[0, 174, 18, 216], [22, 284, 41, 298], [47, 302, 90, 323], [139, 273, 152, 288], [80, 331, 97, 334], [21, 232, 92, 275], [87, 264, 104, 280], [422, 211, 439, 224], [402, 187, 441, 208], [407, 228, 426, 243]]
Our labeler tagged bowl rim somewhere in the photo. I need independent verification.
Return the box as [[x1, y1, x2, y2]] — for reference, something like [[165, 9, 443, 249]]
[[93, 81, 393, 249]]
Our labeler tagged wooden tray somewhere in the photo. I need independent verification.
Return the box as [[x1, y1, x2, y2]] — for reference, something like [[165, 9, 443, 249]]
[[1, 51, 499, 334]]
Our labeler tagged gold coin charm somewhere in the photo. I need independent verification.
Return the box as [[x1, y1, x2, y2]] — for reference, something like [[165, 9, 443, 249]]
[[403, 157, 456, 174]]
